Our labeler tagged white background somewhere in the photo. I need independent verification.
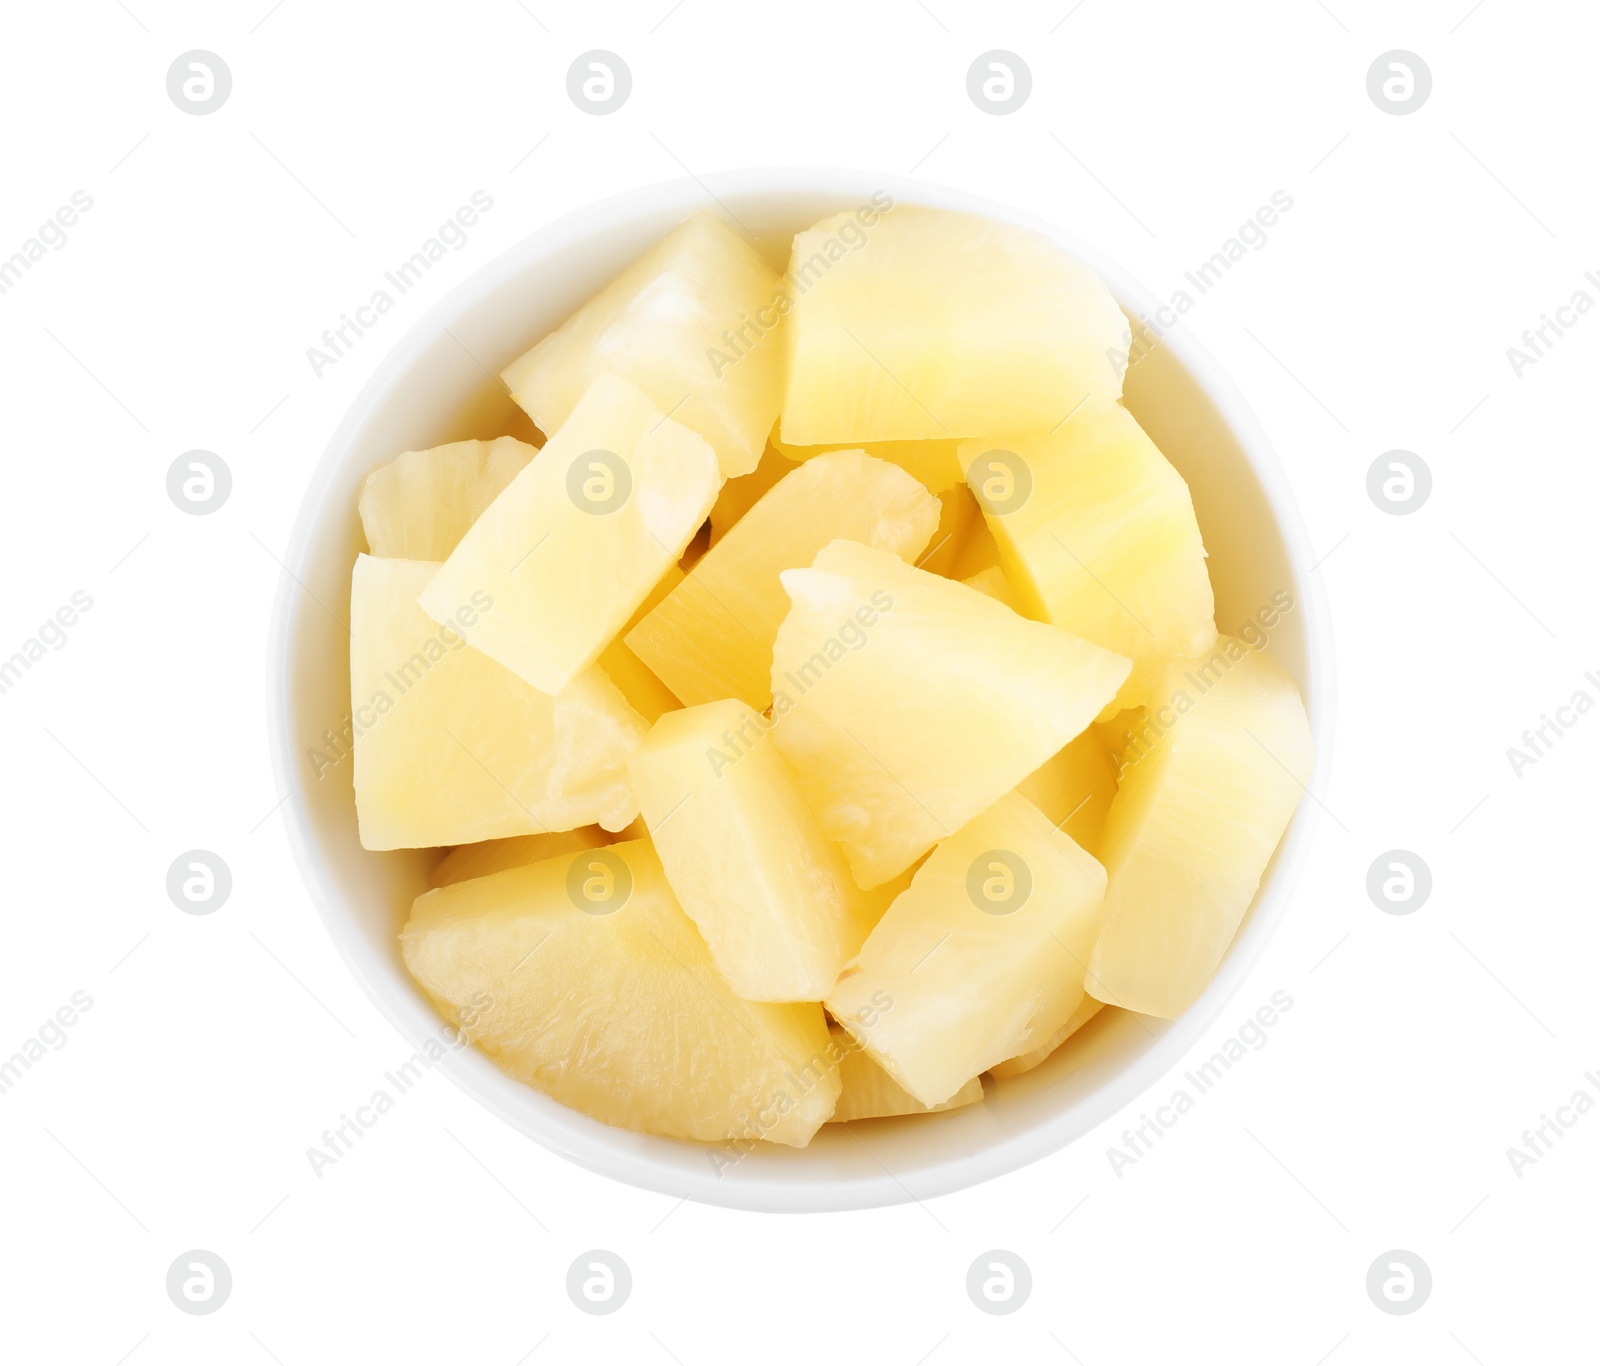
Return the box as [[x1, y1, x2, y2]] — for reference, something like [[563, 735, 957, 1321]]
[[1, 1, 1595, 1361]]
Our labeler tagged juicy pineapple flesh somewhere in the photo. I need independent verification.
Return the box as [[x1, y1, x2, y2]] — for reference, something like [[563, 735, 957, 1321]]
[[828, 791, 1108, 1107], [781, 206, 1128, 443], [629, 698, 891, 1002], [402, 838, 838, 1145], [420, 371, 721, 696], [961, 401, 1216, 715], [344, 204, 1313, 1151], [350, 556, 643, 848], [770, 539, 1130, 888], [1087, 640, 1313, 1018]]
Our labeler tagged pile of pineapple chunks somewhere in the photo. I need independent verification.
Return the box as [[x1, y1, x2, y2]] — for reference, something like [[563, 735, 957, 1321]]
[[352, 205, 1313, 1150]]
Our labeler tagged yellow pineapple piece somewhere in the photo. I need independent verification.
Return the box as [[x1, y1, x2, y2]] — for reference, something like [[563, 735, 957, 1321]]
[[1015, 727, 1120, 857], [709, 443, 798, 545], [431, 827, 611, 888], [960, 401, 1216, 714], [1088, 641, 1312, 1018], [772, 436, 963, 493], [420, 372, 721, 696], [502, 211, 783, 477], [402, 839, 837, 1145], [359, 436, 535, 560], [628, 699, 891, 1001], [988, 998, 1106, 1079], [350, 556, 643, 849], [770, 540, 1130, 887], [781, 206, 1126, 444], [626, 451, 939, 711], [828, 1028, 984, 1121], [596, 565, 684, 724], [827, 791, 1108, 1106]]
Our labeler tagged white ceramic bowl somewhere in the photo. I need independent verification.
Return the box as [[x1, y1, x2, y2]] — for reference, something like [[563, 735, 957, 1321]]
[[268, 169, 1333, 1212]]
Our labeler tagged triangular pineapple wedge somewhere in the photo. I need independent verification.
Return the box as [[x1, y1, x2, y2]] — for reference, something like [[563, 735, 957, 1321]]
[[358, 436, 535, 560], [959, 401, 1216, 714], [780, 206, 1127, 444], [502, 211, 784, 477], [350, 556, 643, 849], [770, 539, 1130, 887], [1087, 639, 1313, 1018], [628, 698, 893, 1002], [420, 372, 721, 696], [401, 838, 837, 1145], [827, 791, 1108, 1107], [626, 450, 939, 711]]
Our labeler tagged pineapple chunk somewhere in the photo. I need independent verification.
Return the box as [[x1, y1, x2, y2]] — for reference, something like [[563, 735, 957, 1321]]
[[709, 443, 798, 545], [1087, 640, 1313, 1018], [402, 839, 837, 1145], [431, 827, 610, 888], [350, 556, 643, 849], [960, 402, 1216, 714], [628, 699, 890, 1001], [1015, 727, 1120, 857], [770, 540, 1130, 887], [502, 211, 783, 477], [596, 565, 684, 724], [827, 792, 1108, 1106], [781, 206, 1126, 444], [420, 373, 721, 696], [626, 451, 939, 711], [988, 998, 1106, 1079], [359, 436, 535, 560], [828, 1028, 984, 1121], [772, 436, 963, 493]]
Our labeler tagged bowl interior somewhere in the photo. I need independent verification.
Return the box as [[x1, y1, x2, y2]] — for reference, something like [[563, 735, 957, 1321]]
[[271, 170, 1327, 1212]]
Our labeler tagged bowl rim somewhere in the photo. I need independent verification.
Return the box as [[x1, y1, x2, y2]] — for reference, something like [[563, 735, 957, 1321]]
[[267, 167, 1336, 1212]]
